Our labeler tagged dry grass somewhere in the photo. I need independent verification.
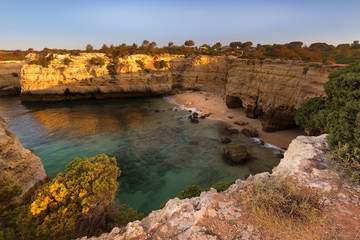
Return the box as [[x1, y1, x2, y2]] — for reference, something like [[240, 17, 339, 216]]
[[242, 175, 323, 240]]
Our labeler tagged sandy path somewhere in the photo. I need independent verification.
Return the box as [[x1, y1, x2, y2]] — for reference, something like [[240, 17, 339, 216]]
[[167, 91, 304, 149]]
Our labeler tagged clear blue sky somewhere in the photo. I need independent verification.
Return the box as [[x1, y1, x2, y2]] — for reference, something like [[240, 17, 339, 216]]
[[1, 0, 359, 50]]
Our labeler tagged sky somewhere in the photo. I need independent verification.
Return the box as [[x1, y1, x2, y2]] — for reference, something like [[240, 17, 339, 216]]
[[0, 0, 359, 50]]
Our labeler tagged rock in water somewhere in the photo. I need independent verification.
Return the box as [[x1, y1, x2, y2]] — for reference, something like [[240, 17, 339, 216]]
[[223, 145, 249, 163], [219, 126, 239, 135], [220, 137, 231, 144], [241, 125, 259, 137]]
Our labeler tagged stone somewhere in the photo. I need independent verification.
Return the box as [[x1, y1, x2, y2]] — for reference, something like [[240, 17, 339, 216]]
[[189, 117, 199, 123], [241, 125, 259, 137], [234, 120, 247, 126], [219, 126, 239, 135], [223, 145, 250, 163], [154, 109, 160, 112], [220, 137, 231, 144], [0, 116, 47, 208]]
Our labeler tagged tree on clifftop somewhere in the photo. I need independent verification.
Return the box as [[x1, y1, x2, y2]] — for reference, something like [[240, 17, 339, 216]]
[[184, 40, 195, 47], [86, 44, 94, 52]]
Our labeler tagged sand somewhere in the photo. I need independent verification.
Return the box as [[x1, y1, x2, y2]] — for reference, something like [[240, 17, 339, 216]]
[[167, 91, 305, 149]]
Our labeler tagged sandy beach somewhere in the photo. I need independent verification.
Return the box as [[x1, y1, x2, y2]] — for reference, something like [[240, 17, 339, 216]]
[[168, 91, 305, 149]]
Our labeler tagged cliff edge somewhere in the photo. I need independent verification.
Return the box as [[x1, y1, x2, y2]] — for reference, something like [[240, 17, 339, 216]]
[[80, 135, 360, 240], [19, 54, 342, 131], [0, 116, 47, 208]]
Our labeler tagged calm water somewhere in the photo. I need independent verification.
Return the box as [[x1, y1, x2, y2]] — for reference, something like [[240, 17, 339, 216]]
[[0, 96, 280, 214]]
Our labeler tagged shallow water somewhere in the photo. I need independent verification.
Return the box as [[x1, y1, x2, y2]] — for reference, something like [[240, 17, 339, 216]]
[[0, 96, 280, 214]]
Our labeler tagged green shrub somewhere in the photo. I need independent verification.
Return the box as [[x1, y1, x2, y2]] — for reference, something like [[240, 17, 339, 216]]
[[0, 183, 22, 213], [18, 154, 120, 239], [135, 60, 145, 69], [329, 145, 360, 184], [177, 185, 204, 199], [63, 57, 72, 66], [153, 60, 168, 69], [70, 50, 81, 56], [295, 62, 360, 149], [294, 97, 326, 133], [211, 181, 235, 192], [89, 57, 105, 66], [29, 53, 55, 68]]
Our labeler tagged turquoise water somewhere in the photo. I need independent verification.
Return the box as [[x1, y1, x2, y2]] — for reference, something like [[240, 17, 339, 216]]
[[0, 96, 280, 214]]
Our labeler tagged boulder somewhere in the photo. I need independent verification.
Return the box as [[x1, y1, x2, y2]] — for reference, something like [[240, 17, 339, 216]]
[[234, 120, 247, 126], [220, 137, 231, 144], [223, 145, 249, 163], [219, 126, 239, 135], [241, 125, 259, 137]]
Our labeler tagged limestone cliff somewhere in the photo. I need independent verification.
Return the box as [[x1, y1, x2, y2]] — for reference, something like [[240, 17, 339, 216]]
[[225, 59, 342, 131], [79, 135, 360, 240], [20, 54, 227, 102], [0, 116, 47, 208], [0, 61, 23, 95], [20, 54, 341, 131]]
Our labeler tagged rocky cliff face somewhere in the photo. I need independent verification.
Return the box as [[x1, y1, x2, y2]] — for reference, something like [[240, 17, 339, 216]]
[[0, 61, 23, 95], [20, 54, 341, 131], [20, 54, 228, 102], [225, 59, 341, 131], [0, 116, 47, 208], [79, 135, 360, 240]]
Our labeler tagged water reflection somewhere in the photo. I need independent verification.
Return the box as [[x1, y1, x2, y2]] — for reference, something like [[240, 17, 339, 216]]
[[0, 96, 280, 214]]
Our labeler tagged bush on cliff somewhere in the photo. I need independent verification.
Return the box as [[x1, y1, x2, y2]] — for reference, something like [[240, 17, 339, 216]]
[[0, 154, 143, 240], [29, 53, 55, 68], [295, 62, 360, 182], [153, 60, 168, 69], [89, 57, 105, 66], [243, 176, 323, 239], [0, 182, 22, 213]]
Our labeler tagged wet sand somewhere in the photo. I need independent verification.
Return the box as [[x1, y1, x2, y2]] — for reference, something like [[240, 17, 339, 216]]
[[167, 91, 305, 149]]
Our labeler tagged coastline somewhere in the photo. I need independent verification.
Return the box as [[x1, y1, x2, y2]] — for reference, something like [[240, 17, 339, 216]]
[[166, 91, 305, 149]]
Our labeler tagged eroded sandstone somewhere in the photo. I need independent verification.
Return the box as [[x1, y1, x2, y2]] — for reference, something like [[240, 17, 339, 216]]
[[0, 61, 23, 95], [0, 116, 47, 208], [20, 54, 342, 131]]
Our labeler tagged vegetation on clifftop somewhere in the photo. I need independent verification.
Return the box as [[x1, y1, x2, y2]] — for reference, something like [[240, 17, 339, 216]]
[[0, 155, 143, 240], [295, 62, 360, 183], [243, 176, 323, 239], [4, 40, 360, 64]]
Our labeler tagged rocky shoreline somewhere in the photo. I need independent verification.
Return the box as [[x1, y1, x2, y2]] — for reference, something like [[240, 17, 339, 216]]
[[79, 135, 360, 240], [18, 54, 342, 132]]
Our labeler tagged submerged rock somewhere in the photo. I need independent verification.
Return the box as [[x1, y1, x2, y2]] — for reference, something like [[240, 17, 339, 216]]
[[241, 125, 259, 137], [220, 137, 231, 144], [234, 120, 247, 126], [223, 145, 249, 163], [219, 126, 239, 135]]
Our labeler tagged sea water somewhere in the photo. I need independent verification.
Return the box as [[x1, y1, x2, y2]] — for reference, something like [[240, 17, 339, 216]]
[[0, 96, 280, 214]]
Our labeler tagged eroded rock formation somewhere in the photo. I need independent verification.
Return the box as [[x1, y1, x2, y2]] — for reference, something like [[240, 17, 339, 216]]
[[19, 54, 342, 131], [0, 61, 23, 95], [79, 135, 360, 240], [0, 116, 47, 208], [226, 59, 341, 131]]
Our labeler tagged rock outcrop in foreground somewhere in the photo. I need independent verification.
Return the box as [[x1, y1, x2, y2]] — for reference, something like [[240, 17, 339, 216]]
[[81, 135, 360, 240], [20, 54, 342, 131], [0, 116, 47, 208], [0, 61, 23, 95]]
